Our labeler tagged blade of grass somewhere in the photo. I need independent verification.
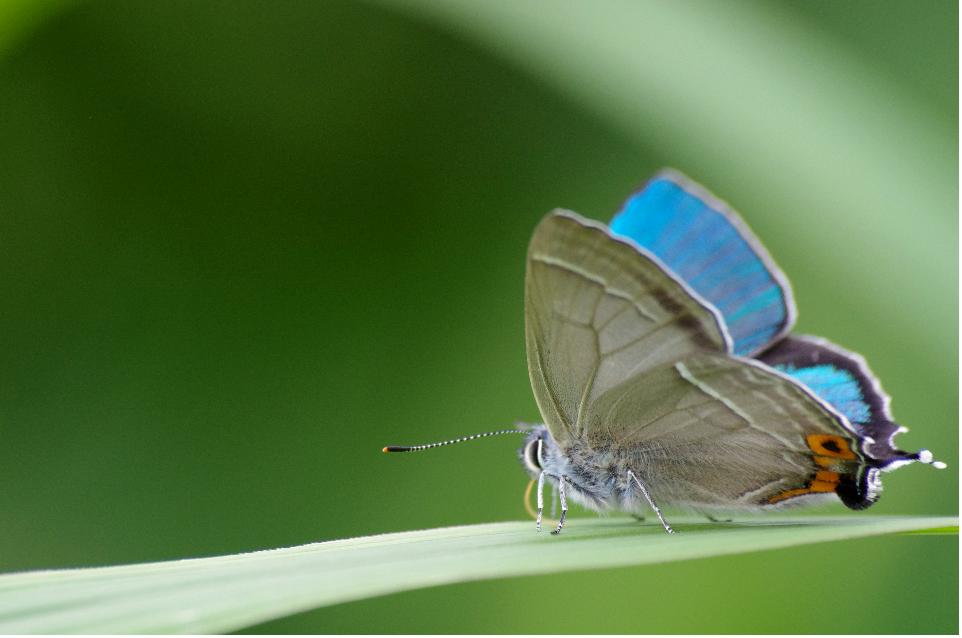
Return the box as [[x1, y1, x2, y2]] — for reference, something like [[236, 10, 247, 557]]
[[899, 525, 959, 535], [0, 515, 955, 633]]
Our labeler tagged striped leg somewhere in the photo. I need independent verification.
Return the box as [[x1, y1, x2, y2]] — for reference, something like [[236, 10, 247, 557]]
[[535, 470, 545, 532], [550, 480, 558, 519], [628, 470, 674, 535], [550, 475, 568, 535]]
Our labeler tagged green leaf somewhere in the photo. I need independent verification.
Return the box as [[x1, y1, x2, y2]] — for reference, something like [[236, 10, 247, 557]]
[[0, 516, 954, 633]]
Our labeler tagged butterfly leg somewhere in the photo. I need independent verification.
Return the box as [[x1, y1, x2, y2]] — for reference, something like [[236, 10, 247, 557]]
[[535, 470, 545, 531], [550, 475, 568, 535], [550, 480, 558, 519], [705, 514, 732, 523], [627, 470, 674, 535]]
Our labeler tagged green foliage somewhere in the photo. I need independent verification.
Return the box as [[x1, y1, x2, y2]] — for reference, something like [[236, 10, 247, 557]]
[[0, 0, 74, 55], [0, 0, 956, 633], [0, 517, 954, 633]]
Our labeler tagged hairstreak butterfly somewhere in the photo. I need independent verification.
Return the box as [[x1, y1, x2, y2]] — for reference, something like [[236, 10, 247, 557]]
[[385, 170, 944, 534]]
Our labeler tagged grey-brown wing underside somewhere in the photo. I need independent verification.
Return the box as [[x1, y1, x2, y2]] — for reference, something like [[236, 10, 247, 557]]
[[585, 351, 866, 508], [524, 211, 731, 446]]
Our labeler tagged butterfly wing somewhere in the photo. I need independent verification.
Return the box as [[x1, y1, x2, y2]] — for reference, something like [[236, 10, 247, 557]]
[[524, 211, 730, 446], [526, 210, 881, 510], [758, 335, 931, 469], [585, 351, 877, 509], [609, 169, 795, 356]]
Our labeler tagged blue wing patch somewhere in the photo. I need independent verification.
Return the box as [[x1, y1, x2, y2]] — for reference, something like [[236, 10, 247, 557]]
[[772, 363, 872, 425], [756, 335, 935, 469], [609, 170, 795, 356], [759, 335, 944, 508]]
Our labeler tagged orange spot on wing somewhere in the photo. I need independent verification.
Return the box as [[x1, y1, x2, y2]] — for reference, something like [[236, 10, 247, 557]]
[[768, 470, 842, 504], [808, 480, 839, 493], [807, 434, 857, 459], [767, 434, 859, 505], [768, 487, 813, 504]]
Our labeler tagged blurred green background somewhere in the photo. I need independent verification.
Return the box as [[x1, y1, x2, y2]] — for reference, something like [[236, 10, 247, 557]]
[[0, 0, 957, 633]]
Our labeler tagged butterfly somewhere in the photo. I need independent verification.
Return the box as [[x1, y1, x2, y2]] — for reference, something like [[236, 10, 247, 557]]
[[385, 169, 944, 535]]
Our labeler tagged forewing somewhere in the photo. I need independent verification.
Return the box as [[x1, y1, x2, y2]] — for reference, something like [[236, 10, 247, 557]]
[[585, 351, 873, 509], [525, 211, 729, 446], [609, 170, 795, 356]]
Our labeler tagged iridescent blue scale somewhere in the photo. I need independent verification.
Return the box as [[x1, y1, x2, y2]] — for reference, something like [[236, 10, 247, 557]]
[[775, 364, 872, 425], [609, 173, 791, 356]]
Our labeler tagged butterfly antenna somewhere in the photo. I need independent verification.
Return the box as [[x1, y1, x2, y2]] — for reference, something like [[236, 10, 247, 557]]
[[382, 429, 527, 453]]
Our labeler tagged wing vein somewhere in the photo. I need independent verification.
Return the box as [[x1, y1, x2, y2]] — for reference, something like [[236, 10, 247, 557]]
[[674, 361, 796, 448], [612, 392, 733, 443], [531, 254, 658, 322], [533, 327, 572, 436], [574, 291, 606, 436]]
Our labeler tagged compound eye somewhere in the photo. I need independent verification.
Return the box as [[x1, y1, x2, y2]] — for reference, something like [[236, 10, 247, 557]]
[[523, 438, 542, 472]]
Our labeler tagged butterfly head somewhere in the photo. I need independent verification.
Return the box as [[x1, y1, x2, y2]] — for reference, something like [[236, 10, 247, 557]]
[[518, 425, 555, 477]]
